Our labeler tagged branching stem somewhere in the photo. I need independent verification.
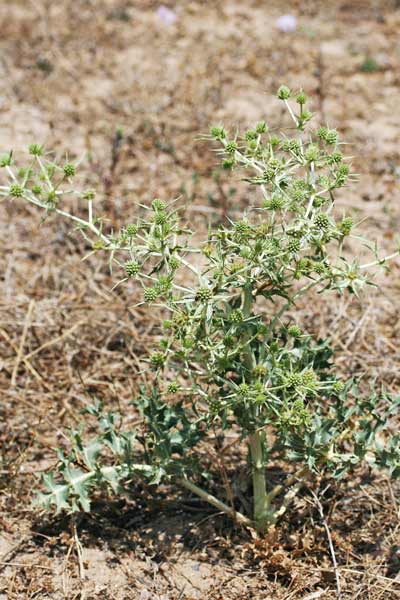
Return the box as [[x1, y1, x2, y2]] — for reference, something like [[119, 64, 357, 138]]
[[178, 478, 253, 528]]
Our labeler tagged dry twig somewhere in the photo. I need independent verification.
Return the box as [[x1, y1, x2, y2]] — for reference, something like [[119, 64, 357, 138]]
[[11, 299, 35, 386], [310, 490, 342, 600]]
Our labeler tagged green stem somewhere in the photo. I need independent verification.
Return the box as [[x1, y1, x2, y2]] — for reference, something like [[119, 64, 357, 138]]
[[248, 430, 271, 530], [242, 285, 255, 371], [241, 286, 271, 530], [20, 190, 111, 246], [178, 477, 253, 528], [360, 251, 400, 270]]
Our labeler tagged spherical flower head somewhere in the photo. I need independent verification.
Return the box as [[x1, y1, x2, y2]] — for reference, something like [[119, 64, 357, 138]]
[[269, 135, 280, 147], [313, 261, 326, 275], [0, 154, 12, 167], [150, 352, 165, 369], [9, 183, 24, 198], [31, 184, 42, 196], [286, 372, 303, 389], [223, 334, 235, 348], [269, 158, 280, 170], [317, 126, 328, 140], [152, 198, 166, 211], [256, 121, 268, 134], [298, 256, 312, 271], [210, 125, 226, 140], [327, 151, 343, 165], [289, 139, 301, 153], [290, 187, 306, 204], [339, 217, 354, 236], [46, 191, 57, 205], [156, 275, 171, 292], [246, 139, 258, 152], [230, 309, 243, 323], [288, 238, 301, 254], [144, 287, 158, 302], [263, 195, 285, 211], [335, 164, 350, 186], [126, 223, 138, 236], [302, 369, 317, 388], [318, 127, 338, 145], [225, 141, 238, 154], [196, 287, 212, 303], [277, 85, 291, 100], [296, 90, 307, 105], [245, 129, 258, 141], [263, 167, 275, 182], [305, 144, 319, 162], [167, 381, 179, 393], [291, 399, 311, 427], [125, 261, 141, 277], [18, 167, 30, 179], [169, 256, 180, 270], [238, 383, 249, 397], [333, 381, 344, 394], [63, 163, 76, 178], [208, 399, 221, 415], [172, 311, 189, 328], [314, 213, 330, 230], [154, 211, 167, 225], [325, 129, 338, 145], [234, 220, 251, 237], [337, 164, 350, 177], [288, 325, 302, 338], [222, 158, 234, 170], [29, 143, 43, 156], [253, 364, 267, 378]]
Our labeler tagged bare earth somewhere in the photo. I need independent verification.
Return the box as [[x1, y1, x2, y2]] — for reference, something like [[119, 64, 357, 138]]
[[0, 1, 400, 598]]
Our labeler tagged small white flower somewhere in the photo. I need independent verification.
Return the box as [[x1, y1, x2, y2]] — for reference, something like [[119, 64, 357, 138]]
[[276, 14, 297, 33], [156, 5, 177, 26]]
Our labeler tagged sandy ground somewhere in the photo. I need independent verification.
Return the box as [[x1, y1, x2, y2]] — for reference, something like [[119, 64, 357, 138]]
[[1, 1, 400, 598]]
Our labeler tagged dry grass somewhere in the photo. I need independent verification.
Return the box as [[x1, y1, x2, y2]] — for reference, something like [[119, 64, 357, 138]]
[[1, 1, 400, 598]]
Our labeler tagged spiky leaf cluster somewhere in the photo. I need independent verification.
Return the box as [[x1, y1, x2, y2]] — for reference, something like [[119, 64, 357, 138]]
[[2, 87, 399, 521]]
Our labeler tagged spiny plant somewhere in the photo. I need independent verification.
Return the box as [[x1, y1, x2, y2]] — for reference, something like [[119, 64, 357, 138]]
[[2, 86, 399, 532]]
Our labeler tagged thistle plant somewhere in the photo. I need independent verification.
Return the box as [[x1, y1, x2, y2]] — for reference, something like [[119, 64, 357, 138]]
[[2, 87, 399, 532]]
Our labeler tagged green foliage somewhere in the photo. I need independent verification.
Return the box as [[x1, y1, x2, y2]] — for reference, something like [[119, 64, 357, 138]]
[[360, 56, 380, 73], [3, 87, 399, 531]]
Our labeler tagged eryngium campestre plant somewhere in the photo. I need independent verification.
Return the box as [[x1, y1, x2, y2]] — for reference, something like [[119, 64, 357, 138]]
[[2, 87, 399, 532]]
